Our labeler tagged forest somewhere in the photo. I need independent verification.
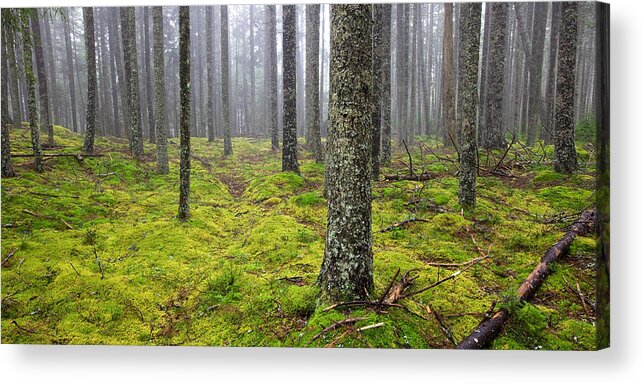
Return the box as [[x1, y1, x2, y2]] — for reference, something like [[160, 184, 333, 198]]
[[1, 2, 609, 350]]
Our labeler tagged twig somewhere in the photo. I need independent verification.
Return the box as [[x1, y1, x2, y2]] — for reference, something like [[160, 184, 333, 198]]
[[492, 133, 517, 172], [379, 217, 430, 233], [401, 270, 462, 299], [427, 304, 456, 346], [377, 268, 401, 305], [12, 320, 37, 334], [562, 276, 595, 317], [402, 139, 414, 177], [425, 254, 489, 268], [306, 317, 368, 346], [92, 244, 104, 280], [22, 209, 73, 229], [357, 322, 385, 332], [2, 248, 18, 267], [69, 262, 81, 276]]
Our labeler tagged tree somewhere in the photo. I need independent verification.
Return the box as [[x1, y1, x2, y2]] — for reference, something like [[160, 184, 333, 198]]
[[553, 2, 579, 174], [318, 4, 373, 302], [30, 10, 54, 146], [458, 3, 481, 215], [206, 6, 215, 142], [23, 10, 43, 172], [266, 5, 279, 150], [441, 3, 457, 148], [306, 4, 323, 163], [3, 10, 23, 124], [153, 6, 169, 175], [82, 7, 97, 153], [1, 18, 16, 177], [282, 5, 300, 174], [542, 3, 561, 144], [372, 4, 391, 178], [120, 7, 144, 159], [178, 6, 191, 221], [221, 6, 233, 156], [142, 7, 155, 144], [481, 3, 509, 150], [377, 5, 392, 166]]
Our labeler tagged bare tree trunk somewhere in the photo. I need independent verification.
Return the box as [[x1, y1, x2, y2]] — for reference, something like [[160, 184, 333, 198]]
[[153, 6, 169, 174], [3, 14, 22, 123], [282, 5, 300, 174], [178, 6, 191, 222], [266, 5, 279, 150], [24, 11, 43, 172], [82, 7, 98, 152], [319, 4, 373, 303], [306, 4, 323, 163], [120, 7, 144, 159], [1, 19, 15, 177], [373, 4, 392, 173], [30, 10, 54, 146], [221, 6, 233, 155], [143, 7, 155, 143]]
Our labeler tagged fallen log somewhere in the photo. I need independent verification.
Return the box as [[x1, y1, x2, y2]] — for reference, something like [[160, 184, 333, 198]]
[[456, 210, 595, 349]]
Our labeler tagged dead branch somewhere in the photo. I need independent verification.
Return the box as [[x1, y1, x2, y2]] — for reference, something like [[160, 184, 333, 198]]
[[492, 133, 517, 173], [384, 173, 432, 181], [425, 254, 489, 268], [427, 304, 456, 346], [401, 270, 463, 299], [383, 270, 419, 304], [11, 153, 104, 159], [402, 139, 414, 177], [377, 268, 401, 305], [69, 262, 81, 276], [563, 276, 595, 317], [379, 217, 430, 233], [457, 210, 595, 349], [22, 209, 74, 229], [405, 199, 449, 213], [2, 248, 18, 267], [306, 317, 368, 346]]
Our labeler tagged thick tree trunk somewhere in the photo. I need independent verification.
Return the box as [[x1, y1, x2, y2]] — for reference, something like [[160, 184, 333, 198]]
[[30, 11, 54, 146], [306, 4, 323, 163], [458, 3, 481, 215], [457, 210, 595, 349], [24, 12, 43, 172], [318, 4, 373, 302], [553, 2, 579, 174], [82, 7, 97, 153], [481, 3, 509, 150], [178, 6, 191, 222], [282, 5, 300, 174], [153, 6, 169, 175], [221, 6, 233, 156]]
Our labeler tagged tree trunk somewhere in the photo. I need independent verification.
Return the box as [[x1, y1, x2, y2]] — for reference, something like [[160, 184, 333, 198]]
[[553, 2, 579, 174], [152, 6, 169, 175], [24, 11, 43, 172], [30, 10, 54, 146], [458, 3, 481, 216], [318, 4, 373, 303], [282, 5, 300, 174], [221, 6, 233, 155], [82, 7, 97, 153], [481, 3, 509, 150], [4, 11, 23, 124], [372, 4, 391, 177], [1, 20, 16, 177], [120, 7, 144, 159], [143, 7, 155, 144], [266, 5, 279, 150], [178, 6, 191, 222], [108, 8, 126, 138], [441, 3, 457, 148], [306, 4, 323, 163], [542, 3, 561, 145]]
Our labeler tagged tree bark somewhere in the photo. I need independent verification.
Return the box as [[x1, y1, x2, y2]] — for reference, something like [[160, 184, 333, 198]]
[[120, 7, 144, 159], [306, 4, 323, 163], [3, 11, 23, 124], [282, 5, 300, 174], [441, 3, 457, 148], [542, 3, 561, 145], [457, 210, 595, 349], [24, 10, 43, 172], [318, 4, 373, 302], [372, 4, 391, 178], [458, 3, 481, 215], [266, 5, 279, 150], [553, 2, 579, 174], [178, 6, 191, 222], [1, 20, 15, 177], [143, 7, 155, 144], [30, 10, 54, 146], [152, 6, 169, 175], [82, 7, 97, 153], [221, 6, 233, 156]]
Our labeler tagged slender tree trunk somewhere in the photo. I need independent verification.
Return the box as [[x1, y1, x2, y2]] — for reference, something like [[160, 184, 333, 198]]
[[120, 7, 144, 159], [441, 3, 457, 148], [481, 3, 509, 149], [41, 10, 57, 125], [306, 4, 323, 163], [319, 4, 373, 303], [378, 5, 392, 166], [458, 3, 481, 215], [267, 5, 279, 150], [63, 10, 78, 133], [1, 21, 16, 177], [82, 7, 97, 152], [178, 6, 191, 221], [282, 5, 300, 174], [108, 8, 126, 138], [24, 11, 43, 172], [142, 7, 155, 144], [97, 10, 114, 137], [221, 6, 233, 155], [542, 3, 561, 144], [30, 11, 54, 146], [4, 13, 23, 124], [205, 6, 215, 142], [553, 2, 579, 174], [152, 6, 169, 174]]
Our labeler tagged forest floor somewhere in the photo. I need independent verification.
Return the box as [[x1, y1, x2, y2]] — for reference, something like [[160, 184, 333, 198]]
[[1, 124, 597, 349]]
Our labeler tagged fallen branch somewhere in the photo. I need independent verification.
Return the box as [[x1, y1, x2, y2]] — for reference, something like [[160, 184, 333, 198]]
[[427, 304, 456, 346], [402, 139, 414, 177], [384, 173, 432, 181], [379, 217, 430, 233], [22, 209, 74, 229], [456, 210, 595, 349], [426, 255, 489, 268], [2, 248, 18, 267], [563, 276, 595, 318], [306, 317, 368, 346], [11, 153, 104, 160]]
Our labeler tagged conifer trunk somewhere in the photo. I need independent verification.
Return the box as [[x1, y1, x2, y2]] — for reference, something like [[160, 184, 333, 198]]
[[178, 6, 191, 221], [153, 6, 169, 175], [221, 6, 233, 156], [306, 4, 323, 163], [30, 10, 54, 146], [82, 7, 97, 153], [24, 11, 43, 172], [282, 5, 300, 174]]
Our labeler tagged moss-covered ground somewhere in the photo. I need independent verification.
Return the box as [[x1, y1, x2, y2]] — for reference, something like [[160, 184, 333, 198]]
[[1, 125, 597, 349]]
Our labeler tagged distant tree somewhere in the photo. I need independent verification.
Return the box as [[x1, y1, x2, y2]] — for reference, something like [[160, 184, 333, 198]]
[[142, 7, 155, 144], [82, 7, 97, 153], [1, 19, 15, 177], [282, 5, 300, 174], [542, 3, 561, 144], [553, 2, 579, 174], [266, 5, 279, 150], [481, 3, 509, 150], [375, 4, 392, 167], [153, 6, 169, 174], [30, 10, 54, 146], [458, 3, 481, 215], [221, 6, 233, 156], [206, 6, 215, 142], [441, 3, 457, 148], [120, 7, 144, 159], [318, 4, 373, 302], [306, 4, 323, 163], [3, 10, 23, 124], [23, 10, 43, 172], [178, 6, 191, 221]]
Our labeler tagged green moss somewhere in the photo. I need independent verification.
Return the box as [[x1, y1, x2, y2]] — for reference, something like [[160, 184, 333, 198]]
[[290, 191, 324, 207], [280, 285, 319, 316], [245, 172, 305, 201], [536, 186, 593, 211]]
